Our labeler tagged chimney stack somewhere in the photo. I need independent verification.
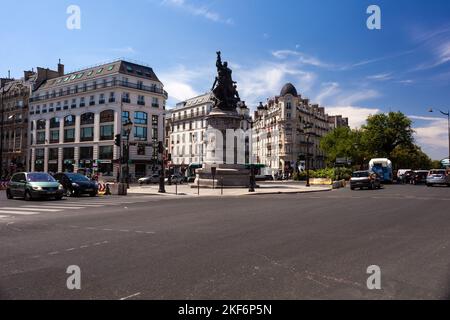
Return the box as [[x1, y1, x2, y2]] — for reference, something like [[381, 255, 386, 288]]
[[57, 59, 64, 76]]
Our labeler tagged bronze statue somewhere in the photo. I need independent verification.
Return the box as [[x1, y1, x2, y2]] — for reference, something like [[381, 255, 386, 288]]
[[211, 51, 240, 111]]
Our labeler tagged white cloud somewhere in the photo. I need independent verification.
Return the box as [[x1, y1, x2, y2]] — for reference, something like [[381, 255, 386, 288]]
[[315, 82, 340, 104], [326, 106, 381, 128], [271, 50, 332, 68], [235, 61, 316, 107], [335, 89, 380, 106], [366, 73, 393, 81], [409, 115, 448, 159], [159, 64, 212, 104], [162, 0, 233, 25]]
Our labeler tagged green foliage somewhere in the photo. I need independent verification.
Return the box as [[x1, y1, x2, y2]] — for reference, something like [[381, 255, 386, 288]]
[[390, 145, 433, 170], [431, 160, 443, 169], [361, 112, 415, 158], [320, 111, 435, 170]]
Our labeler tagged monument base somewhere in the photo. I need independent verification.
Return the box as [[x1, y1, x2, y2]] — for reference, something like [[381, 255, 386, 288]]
[[193, 163, 251, 188]]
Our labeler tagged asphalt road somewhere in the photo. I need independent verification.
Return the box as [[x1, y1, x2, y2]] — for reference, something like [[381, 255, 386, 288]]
[[0, 184, 449, 300]]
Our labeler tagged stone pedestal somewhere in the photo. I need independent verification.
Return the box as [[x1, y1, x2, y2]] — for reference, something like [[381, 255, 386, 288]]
[[193, 107, 250, 188]]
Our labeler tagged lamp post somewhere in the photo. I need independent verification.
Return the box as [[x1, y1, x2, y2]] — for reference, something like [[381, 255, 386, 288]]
[[122, 118, 133, 189], [298, 123, 313, 187], [158, 141, 166, 193], [429, 108, 450, 163]]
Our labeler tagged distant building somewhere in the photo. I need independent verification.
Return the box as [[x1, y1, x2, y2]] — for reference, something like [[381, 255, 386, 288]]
[[28, 59, 167, 181], [0, 67, 60, 178], [328, 114, 349, 129], [166, 93, 251, 172], [253, 83, 349, 176]]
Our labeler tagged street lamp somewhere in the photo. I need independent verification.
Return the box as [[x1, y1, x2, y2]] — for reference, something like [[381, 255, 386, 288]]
[[122, 118, 133, 189], [429, 108, 450, 162], [298, 123, 313, 187]]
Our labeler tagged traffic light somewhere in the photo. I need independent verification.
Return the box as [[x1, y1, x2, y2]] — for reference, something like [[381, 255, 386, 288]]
[[114, 134, 121, 147]]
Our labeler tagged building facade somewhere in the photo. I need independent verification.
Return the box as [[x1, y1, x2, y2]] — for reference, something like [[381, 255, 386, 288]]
[[166, 93, 252, 172], [28, 60, 167, 181], [0, 69, 50, 178], [253, 83, 348, 176]]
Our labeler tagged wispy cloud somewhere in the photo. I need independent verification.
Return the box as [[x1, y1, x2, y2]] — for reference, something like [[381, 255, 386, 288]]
[[315, 82, 340, 104], [411, 24, 450, 71], [162, 0, 233, 25], [366, 72, 393, 81], [271, 50, 333, 68]]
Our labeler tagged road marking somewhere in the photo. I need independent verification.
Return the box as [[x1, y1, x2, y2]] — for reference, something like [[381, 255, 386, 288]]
[[0, 215, 9, 218], [60, 203, 104, 207], [0, 210, 40, 215], [1, 207, 62, 212], [22, 205, 84, 210], [120, 292, 141, 300]]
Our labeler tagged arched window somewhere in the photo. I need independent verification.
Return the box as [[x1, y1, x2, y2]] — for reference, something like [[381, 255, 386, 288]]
[[81, 112, 95, 125], [50, 117, 60, 129], [37, 119, 46, 130], [64, 115, 75, 127], [100, 110, 114, 123]]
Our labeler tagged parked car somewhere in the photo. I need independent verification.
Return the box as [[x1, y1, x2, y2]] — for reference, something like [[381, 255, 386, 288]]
[[53, 172, 98, 197], [350, 171, 382, 190], [396, 169, 411, 183], [426, 169, 450, 187], [186, 176, 196, 183], [165, 174, 184, 184], [138, 174, 160, 185], [411, 170, 429, 185], [6, 172, 64, 200]]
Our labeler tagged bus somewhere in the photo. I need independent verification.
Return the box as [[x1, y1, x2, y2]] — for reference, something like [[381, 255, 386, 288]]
[[369, 158, 393, 183]]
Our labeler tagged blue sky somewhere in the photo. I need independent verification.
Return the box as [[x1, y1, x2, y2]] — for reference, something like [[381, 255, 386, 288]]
[[1, 0, 450, 160]]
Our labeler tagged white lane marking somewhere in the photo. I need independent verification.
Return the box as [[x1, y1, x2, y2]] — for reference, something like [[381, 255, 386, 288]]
[[22, 205, 83, 210], [120, 292, 141, 300], [60, 203, 104, 207], [1, 207, 62, 212], [0, 215, 9, 218], [66, 248, 76, 252], [0, 210, 40, 215]]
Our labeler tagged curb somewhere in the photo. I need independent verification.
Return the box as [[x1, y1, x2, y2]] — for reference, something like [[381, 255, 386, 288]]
[[127, 187, 332, 197]]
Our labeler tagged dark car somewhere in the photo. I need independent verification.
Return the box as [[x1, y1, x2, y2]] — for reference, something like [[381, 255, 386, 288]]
[[411, 170, 429, 185], [350, 171, 382, 190], [6, 172, 64, 200], [53, 172, 98, 197]]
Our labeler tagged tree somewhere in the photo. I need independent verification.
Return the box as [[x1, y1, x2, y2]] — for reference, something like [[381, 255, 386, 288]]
[[390, 145, 432, 170], [361, 112, 415, 158], [319, 126, 366, 167]]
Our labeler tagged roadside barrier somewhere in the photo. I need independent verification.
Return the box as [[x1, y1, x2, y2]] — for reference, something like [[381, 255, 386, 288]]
[[0, 181, 10, 190], [97, 183, 113, 196]]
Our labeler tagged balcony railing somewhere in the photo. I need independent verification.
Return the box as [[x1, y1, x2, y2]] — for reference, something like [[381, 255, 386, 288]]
[[30, 80, 168, 103]]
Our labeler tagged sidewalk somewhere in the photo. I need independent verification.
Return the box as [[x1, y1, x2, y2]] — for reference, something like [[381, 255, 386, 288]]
[[127, 182, 332, 197]]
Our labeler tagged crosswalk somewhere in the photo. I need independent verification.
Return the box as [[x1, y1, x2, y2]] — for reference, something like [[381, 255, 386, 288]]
[[0, 196, 158, 219]]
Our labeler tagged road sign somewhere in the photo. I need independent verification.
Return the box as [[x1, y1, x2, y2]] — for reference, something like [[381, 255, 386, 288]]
[[441, 158, 450, 167]]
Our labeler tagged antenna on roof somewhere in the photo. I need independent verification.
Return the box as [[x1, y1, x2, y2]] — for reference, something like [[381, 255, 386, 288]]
[[8, 70, 11, 79]]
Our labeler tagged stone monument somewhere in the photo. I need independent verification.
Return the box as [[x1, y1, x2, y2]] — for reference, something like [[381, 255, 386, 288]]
[[194, 52, 252, 188]]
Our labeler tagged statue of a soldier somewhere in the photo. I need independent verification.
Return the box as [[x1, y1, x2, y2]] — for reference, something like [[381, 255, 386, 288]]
[[211, 51, 240, 111]]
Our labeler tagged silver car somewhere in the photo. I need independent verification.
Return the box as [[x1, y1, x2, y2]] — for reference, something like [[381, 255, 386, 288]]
[[426, 169, 450, 187], [138, 174, 160, 185]]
